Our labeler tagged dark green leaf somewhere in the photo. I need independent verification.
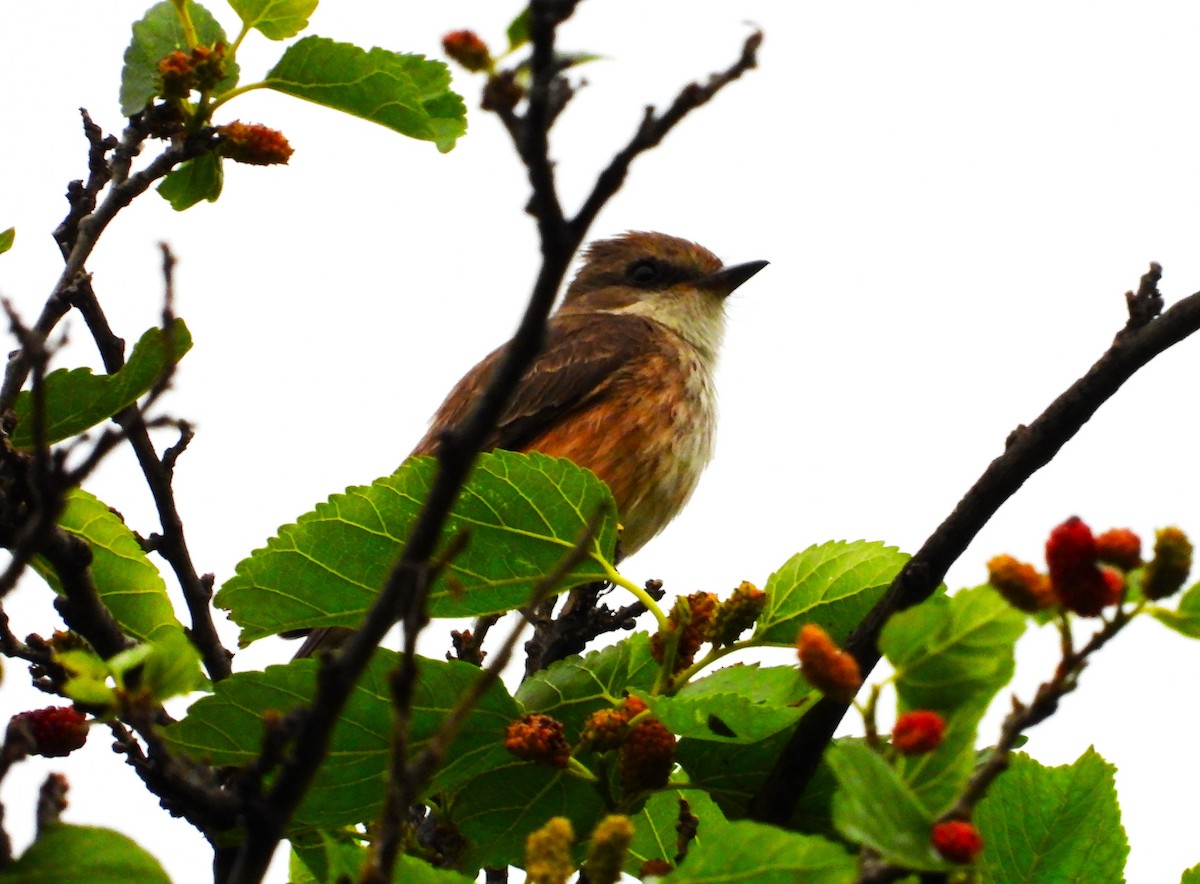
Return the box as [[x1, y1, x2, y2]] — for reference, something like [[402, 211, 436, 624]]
[[137, 628, 210, 699], [975, 749, 1128, 882], [217, 451, 618, 645], [228, 0, 317, 40], [516, 633, 657, 734], [506, 9, 530, 51], [627, 790, 727, 874], [11, 319, 192, 448], [289, 830, 471, 884], [157, 153, 224, 210], [755, 541, 908, 645], [1149, 580, 1200, 637], [289, 830, 366, 884], [643, 664, 814, 743], [0, 226, 13, 255], [165, 652, 519, 827], [121, 2, 239, 115], [264, 36, 466, 152], [827, 740, 950, 871], [881, 585, 1025, 712], [4, 823, 170, 883], [1183, 863, 1200, 883], [452, 762, 606, 870], [675, 726, 795, 820], [671, 821, 855, 883], [30, 488, 187, 645]]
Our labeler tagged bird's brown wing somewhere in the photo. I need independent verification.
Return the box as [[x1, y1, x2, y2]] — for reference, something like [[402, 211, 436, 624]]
[[412, 312, 656, 456]]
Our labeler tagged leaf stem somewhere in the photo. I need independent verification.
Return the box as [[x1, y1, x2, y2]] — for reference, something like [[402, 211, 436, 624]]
[[605, 566, 667, 629], [669, 640, 753, 691], [565, 757, 599, 783], [229, 21, 252, 56], [206, 81, 267, 116]]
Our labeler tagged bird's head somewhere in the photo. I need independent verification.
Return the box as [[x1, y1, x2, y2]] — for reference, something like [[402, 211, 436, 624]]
[[557, 231, 768, 358]]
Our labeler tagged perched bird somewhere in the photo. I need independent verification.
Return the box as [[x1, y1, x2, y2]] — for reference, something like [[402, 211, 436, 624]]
[[296, 231, 767, 657]]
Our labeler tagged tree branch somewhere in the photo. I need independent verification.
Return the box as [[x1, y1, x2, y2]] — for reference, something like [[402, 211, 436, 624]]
[[750, 264, 1200, 822]]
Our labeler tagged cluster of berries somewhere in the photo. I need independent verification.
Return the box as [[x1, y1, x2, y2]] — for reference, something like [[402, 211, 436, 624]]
[[153, 42, 292, 166], [157, 43, 227, 99], [989, 518, 1192, 617], [651, 581, 767, 675], [504, 695, 675, 795]]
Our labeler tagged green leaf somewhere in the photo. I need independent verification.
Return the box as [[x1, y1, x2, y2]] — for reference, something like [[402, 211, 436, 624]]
[[135, 629, 209, 699], [877, 587, 1022, 816], [827, 740, 950, 872], [642, 664, 814, 743], [228, 0, 317, 40], [1183, 863, 1200, 884], [675, 726, 796, 820], [264, 36, 466, 152], [881, 585, 1025, 712], [289, 830, 366, 884], [157, 153, 224, 210], [975, 748, 1128, 882], [165, 652, 518, 827], [506, 9, 530, 51], [30, 488, 186, 644], [628, 790, 727, 874], [10, 319, 192, 449], [55, 648, 118, 706], [216, 451, 618, 645], [516, 633, 657, 734], [291, 831, 466, 884], [895, 703, 986, 816], [1149, 579, 1200, 637], [121, 1, 239, 115], [452, 762, 606, 871], [4, 823, 170, 883], [755, 541, 908, 645], [0, 226, 14, 255], [670, 821, 856, 883]]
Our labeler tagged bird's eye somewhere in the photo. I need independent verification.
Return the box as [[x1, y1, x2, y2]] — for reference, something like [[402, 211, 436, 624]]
[[627, 259, 661, 285]]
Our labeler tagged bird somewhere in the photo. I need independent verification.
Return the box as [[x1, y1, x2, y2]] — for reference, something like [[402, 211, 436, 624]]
[[295, 231, 767, 657]]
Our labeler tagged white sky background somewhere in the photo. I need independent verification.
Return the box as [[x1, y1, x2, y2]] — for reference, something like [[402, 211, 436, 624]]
[[2, 1, 1200, 881]]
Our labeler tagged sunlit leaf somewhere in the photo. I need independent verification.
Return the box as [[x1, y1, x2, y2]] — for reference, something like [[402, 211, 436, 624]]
[[264, 36, 466, 152], [216, 452, 618, 645], [755, 540, 908, 645], [228, 0, 317, 40]]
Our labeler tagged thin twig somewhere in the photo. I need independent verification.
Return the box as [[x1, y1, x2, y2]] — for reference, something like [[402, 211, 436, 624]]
[[569, 29, 763, 242]]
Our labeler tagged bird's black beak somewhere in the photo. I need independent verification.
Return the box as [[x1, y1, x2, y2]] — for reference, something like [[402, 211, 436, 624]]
[[703, 259, 769, 297]]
